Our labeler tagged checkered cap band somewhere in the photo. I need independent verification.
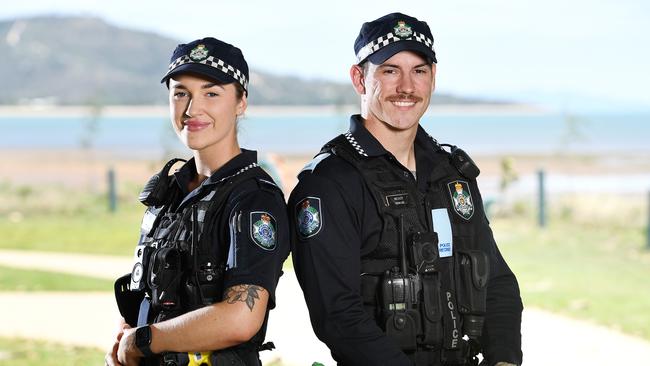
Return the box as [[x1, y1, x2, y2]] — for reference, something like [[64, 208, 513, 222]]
[[355, 31, 435, 63], [167, 55, 249, 91]]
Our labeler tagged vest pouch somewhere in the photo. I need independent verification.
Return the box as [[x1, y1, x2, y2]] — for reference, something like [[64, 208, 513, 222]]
[[455, 250, 489, 339], [148, 247, 183, 311], [360, 274, 381, 320], [381, 269, 420, 351], [419, 273, 443, 346]]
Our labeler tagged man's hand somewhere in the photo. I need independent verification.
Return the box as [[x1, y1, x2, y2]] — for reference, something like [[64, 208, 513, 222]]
[[116, 324, 143, 366]]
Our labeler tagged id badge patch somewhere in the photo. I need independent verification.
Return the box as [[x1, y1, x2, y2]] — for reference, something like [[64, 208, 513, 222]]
[[447, 180, 474, 220], [431, 208, 453, 258], [296, 197, 322, 239], [250, 211, 277, 251]]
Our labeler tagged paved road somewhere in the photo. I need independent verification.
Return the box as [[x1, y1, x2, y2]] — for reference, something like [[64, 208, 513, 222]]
[[1, 249, 649, 365]]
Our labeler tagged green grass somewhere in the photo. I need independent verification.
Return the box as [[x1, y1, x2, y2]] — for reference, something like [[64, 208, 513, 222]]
[[0, 265, 113, 292], [3, 183, 650, 340], [0, 337, 102, 365], [492, 195, 650, 340], [0, 210, 142, 255]]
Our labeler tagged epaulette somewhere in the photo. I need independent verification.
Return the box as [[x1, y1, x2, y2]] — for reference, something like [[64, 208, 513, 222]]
[[298, 152, 332, 176]]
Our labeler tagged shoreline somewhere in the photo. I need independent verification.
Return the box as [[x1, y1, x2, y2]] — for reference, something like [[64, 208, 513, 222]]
[[0, 103, 547, 118], [2, 148, 648, 195]]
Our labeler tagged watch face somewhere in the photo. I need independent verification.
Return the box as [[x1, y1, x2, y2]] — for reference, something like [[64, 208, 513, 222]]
[[135, 325, 152, 351]]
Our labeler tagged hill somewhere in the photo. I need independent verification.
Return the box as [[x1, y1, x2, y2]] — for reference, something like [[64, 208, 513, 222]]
[[0, 16, 495, 106]]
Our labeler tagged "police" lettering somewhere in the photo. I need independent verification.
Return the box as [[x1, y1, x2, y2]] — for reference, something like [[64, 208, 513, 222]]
[[446, 291, 459, 348]]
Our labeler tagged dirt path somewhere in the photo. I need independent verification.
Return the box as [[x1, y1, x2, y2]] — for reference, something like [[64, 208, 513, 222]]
[[1, 250, 649, 365]]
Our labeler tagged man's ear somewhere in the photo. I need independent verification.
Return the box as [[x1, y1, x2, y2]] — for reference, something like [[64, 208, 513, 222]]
[[350, 65, 366, 95]]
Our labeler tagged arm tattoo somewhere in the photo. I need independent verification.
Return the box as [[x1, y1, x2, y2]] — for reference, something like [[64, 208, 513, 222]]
[[223, 285, 264, 311]]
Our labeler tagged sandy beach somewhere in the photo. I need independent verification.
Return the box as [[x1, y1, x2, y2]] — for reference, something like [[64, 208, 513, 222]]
[[2, 147, 648, 198]]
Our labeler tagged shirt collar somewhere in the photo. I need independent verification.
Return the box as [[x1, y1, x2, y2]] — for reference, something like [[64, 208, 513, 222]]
[[347, 114, 439, 158], [174, 149, 259, 197]]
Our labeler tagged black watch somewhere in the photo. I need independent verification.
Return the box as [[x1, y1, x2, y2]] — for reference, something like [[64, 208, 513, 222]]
[[135, 325, 154, 357]]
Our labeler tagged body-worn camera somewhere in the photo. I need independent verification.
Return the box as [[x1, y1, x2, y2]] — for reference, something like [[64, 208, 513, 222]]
[[130, 244, 154, 291], [410, 232, 439, 273]]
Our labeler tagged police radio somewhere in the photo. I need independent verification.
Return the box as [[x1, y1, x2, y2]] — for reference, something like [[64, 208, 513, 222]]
[[139, 158, 186, 207], [441, 144, 480, 179], [380, 215, 421, 351]]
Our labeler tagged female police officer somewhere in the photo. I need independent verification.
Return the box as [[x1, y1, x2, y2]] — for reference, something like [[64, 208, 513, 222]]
[[106, 37, 289, 366]]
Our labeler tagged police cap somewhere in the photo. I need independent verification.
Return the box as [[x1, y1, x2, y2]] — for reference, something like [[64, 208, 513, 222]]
[[161, 37, 249, 95], [354, 12, 437, 65]]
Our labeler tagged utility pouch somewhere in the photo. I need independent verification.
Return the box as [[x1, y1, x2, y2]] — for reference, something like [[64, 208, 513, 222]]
[[184, 261, 223, 310], [455, 250, 489, 339], [419, 273, 443, 346], [114, 273, 144, 327], [381, 269, 420, 351], [148, 247, 183, 311]]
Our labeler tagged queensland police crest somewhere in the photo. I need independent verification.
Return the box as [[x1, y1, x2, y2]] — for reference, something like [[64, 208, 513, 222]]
[[189, 44, 209, 61], [250, 211, 277, 250], [296, 197, 322, 239], [447, 180, 474, 220]]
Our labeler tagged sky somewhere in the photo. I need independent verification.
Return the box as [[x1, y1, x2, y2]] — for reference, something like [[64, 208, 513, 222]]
[[2, 0, 649, 111]]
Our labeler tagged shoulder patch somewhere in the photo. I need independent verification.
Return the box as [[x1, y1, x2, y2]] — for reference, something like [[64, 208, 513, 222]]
[[299, 153, 332, 176], [250, 211, 277, 251], [447, 180, 474, 220], [295, 197, 323, 239]]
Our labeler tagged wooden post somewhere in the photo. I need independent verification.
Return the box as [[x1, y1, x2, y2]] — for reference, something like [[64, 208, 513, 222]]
[[538, 169, 546, 228], [647, 191, 650, 250], [108, 167, 117, 213]]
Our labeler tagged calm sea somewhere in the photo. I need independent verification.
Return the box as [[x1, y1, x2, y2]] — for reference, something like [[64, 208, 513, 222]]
[[2, 112, 649, 157]]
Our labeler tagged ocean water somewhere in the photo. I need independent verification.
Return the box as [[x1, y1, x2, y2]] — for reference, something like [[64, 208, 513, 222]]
[[2, 112, 649, 156]]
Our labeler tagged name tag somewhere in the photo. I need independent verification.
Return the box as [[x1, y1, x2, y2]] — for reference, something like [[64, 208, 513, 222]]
[[431, 208, 453, 257], [385, 193, 409, 207]]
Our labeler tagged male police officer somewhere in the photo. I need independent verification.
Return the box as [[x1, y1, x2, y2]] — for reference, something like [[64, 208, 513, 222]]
[[289, 13, 523, 366]]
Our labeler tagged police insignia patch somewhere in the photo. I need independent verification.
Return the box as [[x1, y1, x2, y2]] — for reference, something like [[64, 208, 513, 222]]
[[189, 44, 209, 61], [250, 211, 277, 251], [296, 197, 322, 239], [394, 20, 413, 38], [447, 180, 474, 220]]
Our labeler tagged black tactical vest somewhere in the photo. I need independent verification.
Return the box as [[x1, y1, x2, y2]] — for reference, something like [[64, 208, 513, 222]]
[[323, 135, 490, 365], [130, 160, 280, 365]]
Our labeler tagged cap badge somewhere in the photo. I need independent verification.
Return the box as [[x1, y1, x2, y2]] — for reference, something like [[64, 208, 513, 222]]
[[189, 44, 209, 61], [394, 21, 413, 39]]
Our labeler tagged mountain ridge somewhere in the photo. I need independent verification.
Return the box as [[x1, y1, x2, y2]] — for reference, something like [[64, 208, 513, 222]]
[[0, 16, 502, 106]]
